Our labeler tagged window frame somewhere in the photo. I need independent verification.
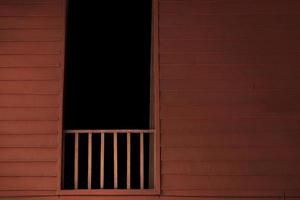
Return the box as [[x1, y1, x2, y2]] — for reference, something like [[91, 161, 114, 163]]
[[57, 0, 160, 195]]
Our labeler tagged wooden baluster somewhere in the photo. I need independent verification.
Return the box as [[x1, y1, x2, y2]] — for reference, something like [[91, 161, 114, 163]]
[[127, 131, 131, 189], [100, 132, 105, 189], [74, 132, 79, 189], [140, 132, 144, 189], [88, 132, 92, 189], [114, 132, 118, 189]]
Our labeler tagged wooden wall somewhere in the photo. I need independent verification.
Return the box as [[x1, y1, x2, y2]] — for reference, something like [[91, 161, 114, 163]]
[[0, 0, 300, 199], [0, 0, 65, 197], [159, 0, 300, 198]]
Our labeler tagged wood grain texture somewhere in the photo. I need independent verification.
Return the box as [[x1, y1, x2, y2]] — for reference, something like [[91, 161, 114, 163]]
[[0, 148, 57, 161], [0, 55, 60, 67], [0, 68, 61, 81], [0, 4, 61, 16], [160, 0, 300, 196], [0, 16, 63, 29], [1, 0, 300, 198], [0, 0, 63, 197], [0, 81, 60, 94], [0, 177, 57, 190], [162, 175, 300, 190], [0, 134, 57, 147], [0, 108, 59, 120], [159, 0, 300, 15], [0, 94, 59, 107], [0, 121, 58, 134], [0, 42, 61, 55], [0, 30, 63, 41]]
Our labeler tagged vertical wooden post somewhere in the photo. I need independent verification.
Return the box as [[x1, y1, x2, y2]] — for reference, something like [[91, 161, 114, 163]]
[[100, 132, 105, 189], [140, 132, 144, 189], [74, 132, 79, 189], [149, 132, 154, 188], [113, 132, 118, 189], [88, 132, 92, 189], [127, 132, 131, 189]]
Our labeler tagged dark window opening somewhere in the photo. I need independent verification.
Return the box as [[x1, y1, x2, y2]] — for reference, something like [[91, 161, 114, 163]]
[[62, 0, 153, 191], [63, 0, 152, 130]]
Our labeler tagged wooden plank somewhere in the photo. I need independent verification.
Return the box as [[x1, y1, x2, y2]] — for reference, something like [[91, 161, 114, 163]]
[[160, 53, 300, 65], [159, 0, 300, 15], [0, 190, 57, 197], [0, 148, 56, 161], [0, 121, 58, 134], [113, 132, 118, 188], [100, 132, 105, 189], [0, 94, 59, 107], [60, 196, 159, 200], [160, 105, 260, 119], [160, 79, 251, 91], [0, 30, 63, 42], [161, 73, 300, 92], [162, 161, 300, 176], [0, 5, 61, 16], [64, 130, 155, 134], [161, 132, 300, 148], [0, 81, 60, 95], [160, 27, 300, 40], [0, 135, 57, 147], [153, 0, 161, 192], [0, 177, 57, 190], [159, 13, 300, 28], [0, 42, 61, 55], [140, 132, 144, 189], [127, 132, 131, 189], [0, 55, 60, 67], [0, 108, 59, 120], [162, 174, 300, 190], [74, 133, 78, 189], [0, 0, 61, 5], [162, 190, 300, 197], [161, 197, 279, 200], [0, 162, 56, 177], [161, 118, 299, 134], [0, 16, 63, 29], [160, 90, 300, 107], [160, 64, 300, 80], [161, 105, 300, 119], [148, 133, 154, 189], [56, 0, 65, 191], [162, 147, 300, 161], [88, 132, 92, 189]]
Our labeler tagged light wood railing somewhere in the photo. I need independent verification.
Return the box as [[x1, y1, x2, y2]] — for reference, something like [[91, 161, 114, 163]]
[[63, 129, 154, 190]]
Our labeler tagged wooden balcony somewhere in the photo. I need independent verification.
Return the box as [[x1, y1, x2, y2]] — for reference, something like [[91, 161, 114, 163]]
[[62, 130, 155, 191]]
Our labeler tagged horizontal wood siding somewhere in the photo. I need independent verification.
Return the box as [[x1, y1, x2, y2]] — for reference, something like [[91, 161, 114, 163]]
[[159, 0, 300, 197], [0, 0, 64, 197]]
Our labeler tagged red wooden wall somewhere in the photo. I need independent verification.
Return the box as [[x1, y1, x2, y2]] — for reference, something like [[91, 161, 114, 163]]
[[0, 0, 65, 197], [0, 0, 300, 199], [159, 0, 300, 198]]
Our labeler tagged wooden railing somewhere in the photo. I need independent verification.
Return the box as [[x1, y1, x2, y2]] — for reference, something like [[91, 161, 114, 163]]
[[63, 129, 154, 190]]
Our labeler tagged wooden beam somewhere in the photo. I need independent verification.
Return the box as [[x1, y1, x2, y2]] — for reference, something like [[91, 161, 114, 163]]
[[140, 132, 144, 189], [127, 132, 131, 189], [74, 132, 78, 189], [100, 132, 105, 189], [113, 132, 118, 189], [88, 132, 92, 189]]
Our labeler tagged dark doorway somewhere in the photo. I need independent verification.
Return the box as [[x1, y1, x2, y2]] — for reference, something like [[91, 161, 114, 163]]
[[62, 0, 153, 190], [63, 0, 152, 129]]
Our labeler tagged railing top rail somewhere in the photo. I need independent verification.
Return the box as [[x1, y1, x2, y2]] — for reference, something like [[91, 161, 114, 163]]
[[64, 129, 155, 134]]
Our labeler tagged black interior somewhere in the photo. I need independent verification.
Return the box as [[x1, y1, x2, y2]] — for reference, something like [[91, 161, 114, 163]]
[[63, 0, 152, 129]]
